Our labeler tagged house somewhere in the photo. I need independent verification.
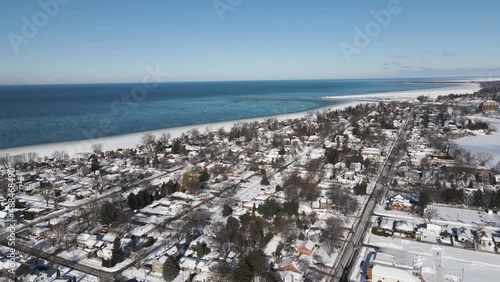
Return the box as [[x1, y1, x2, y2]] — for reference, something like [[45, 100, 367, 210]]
[[99, 244, 113, 260], [343, 171, 355, 180], [279, 270, 303, 282], [374, 252, 394, 266], [453, 227, 472, 244], [378, 218, 394, 234], [478, 230, 494, 247], [101, 233, 117, 243], [389, 194, 412, 211], [25, 273, 50, 282], [179, 257, 208, 273], [278, 257, 301, 273], [76, 233, 92, 248], [361, 148, 381, 159], [492, 234, 500, 248], [350, 162, 362, 173], [295, 240, 317, 256], [23, 181, 41, 193], [153, 255, 168, 273], [481, 100, 499, 114], [0, 211, 8, 227], [394, 221, 415, 237], [371, 263, 420, 282]]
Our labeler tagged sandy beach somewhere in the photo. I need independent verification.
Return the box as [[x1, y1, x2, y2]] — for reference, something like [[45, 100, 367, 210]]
[[0, 83, 479, 158]]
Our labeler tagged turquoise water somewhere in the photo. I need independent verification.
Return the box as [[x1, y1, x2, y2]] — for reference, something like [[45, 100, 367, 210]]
[[0, 78, 454, 149]]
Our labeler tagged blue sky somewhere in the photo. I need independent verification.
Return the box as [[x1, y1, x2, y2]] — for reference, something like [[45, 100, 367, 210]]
[[1, 0, 500, 84]]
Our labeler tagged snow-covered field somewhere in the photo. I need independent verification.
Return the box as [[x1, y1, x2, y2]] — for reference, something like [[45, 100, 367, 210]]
[[455, 116, 500, 165]]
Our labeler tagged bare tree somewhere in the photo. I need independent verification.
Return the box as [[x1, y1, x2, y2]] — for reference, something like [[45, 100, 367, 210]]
[[210, 260, 234, 282], [320, 216, 344, 255], [475, 152, 494, 167], [181, 169, 201, 194], [188, 209, 213, 235], [493, 160, 500, 174], [52, 224, 67, 248], [0, 154, 10, 169], [329, 189, 359, 216], [52, 150, 69, 161], [91, 143, 103, 154], [159, 132, 171, 144], [424, 205, 439, 223], [26, 152, 39, 165], [91, 172, 105, 195], [217, 127, 227, 140], [11, 154, 26, 170], [207, 221, 233, 259], [0, 179, 9, 199], [42, 186, 53, 207], [274, 215, 296, 246], [189, 128, 201, 143]]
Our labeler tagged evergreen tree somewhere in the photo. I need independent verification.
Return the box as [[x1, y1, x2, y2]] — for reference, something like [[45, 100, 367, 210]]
[[99, 201, 118, 226], [239, 213, 251, 226], [257, 199, 281, 219], [167, 180, 178, 195], [111, 237, 124, 265], [282, 201, 299, 216], [473, 190, 484, 207], [152, 155, 160, 168], [163, 256, 180, 282], [127, 192, 138, 210], [354, 181, 367, 195], [91, 157, 100, 172], [171, 139, 181, 154], [233, 259, 253, 282], [298, 232, 305, 240], [222, 204, 233, 217], [200, 168, 210, 182], [154, 190, 162, 200], [260, 175, 270, 185], [196, 241, 205, 258], [246, 249, 267, 276], [418, 190, 431, 214]]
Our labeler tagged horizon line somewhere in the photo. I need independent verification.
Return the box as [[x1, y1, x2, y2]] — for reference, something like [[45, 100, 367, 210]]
[[0, 75, 496, 87]]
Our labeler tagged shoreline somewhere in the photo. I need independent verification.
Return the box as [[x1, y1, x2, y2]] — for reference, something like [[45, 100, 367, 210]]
[[324, 82, 479, 100], [0, 83, 480, 158]]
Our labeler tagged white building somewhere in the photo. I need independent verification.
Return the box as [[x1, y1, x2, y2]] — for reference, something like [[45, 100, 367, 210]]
[[372, 264, 420, 282]]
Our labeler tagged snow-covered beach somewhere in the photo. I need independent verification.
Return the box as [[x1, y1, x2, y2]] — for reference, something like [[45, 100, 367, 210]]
[[0, 83, 480, 158], [324, 82, 479, 100]]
